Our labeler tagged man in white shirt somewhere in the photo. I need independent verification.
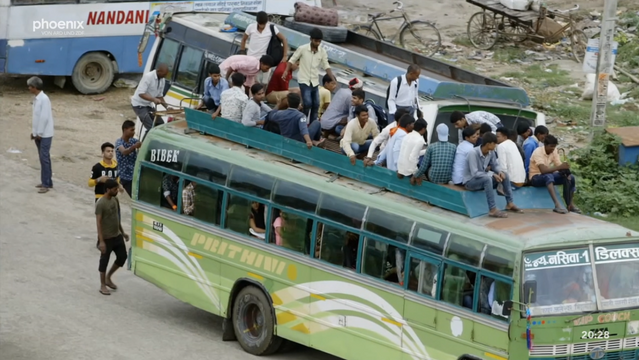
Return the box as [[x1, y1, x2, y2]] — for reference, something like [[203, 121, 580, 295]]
[[397, 119, 427, 177], [363, 108, 410, 166], [496, 127, 526, 186], [381, 114, 415, 171], [451, 126, 479, 185], [131, 63, 169, 140], [341, 105, 380, 165], [239, 11, 289, 84], [386, 64, 422, 122], [28, 76, 54, 193], [450, 110, 503, 144]]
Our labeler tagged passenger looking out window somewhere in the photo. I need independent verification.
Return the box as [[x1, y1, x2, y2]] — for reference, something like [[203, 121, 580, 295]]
[[450, 110, 503, 145], [528, 135, 581, 214], [182, 180, 196, 216], [463, 133, 523, 218], [411, 123, 456, 185], [198, 64, 229, 113], [343, 232, 359, 270], [341, 105, 380, 165], [320, 78, 364, 137], [496, 127, 526, 187], [375, 114, 415, 170], [523, 125, 548, 175], [211, 73, 248, 123], [397, 118, 427, 178], [161, 174, 179, 211], [249, 201, 266, 239], [451, 126, 479, 186], [242, 83, 272, 127], [272, 212, 284, 246], [363, 108, 410, 167], [318, 74, 337, 119], [267, 93, 323, 148]]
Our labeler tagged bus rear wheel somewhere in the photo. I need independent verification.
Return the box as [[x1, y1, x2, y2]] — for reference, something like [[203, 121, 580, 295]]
[[232, 286, 283, 355], [71, 52, 115, 95]]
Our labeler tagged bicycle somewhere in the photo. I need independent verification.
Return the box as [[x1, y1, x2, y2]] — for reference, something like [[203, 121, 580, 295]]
[[351, 1, 442, 57]]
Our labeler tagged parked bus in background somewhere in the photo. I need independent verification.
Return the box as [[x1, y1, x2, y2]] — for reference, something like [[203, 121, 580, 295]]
[[0, 0, 319, 94]]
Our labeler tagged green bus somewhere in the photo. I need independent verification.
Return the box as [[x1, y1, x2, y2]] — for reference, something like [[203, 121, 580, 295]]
[[129, 119, 639, 360]]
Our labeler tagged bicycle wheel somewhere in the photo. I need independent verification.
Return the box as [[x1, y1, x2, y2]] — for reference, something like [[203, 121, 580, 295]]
[[569, 29, 588, 63], [399, 20, 441, 56], [351, 25, 382, 40], [467, 12, 498, 50], [499, 16, 530, 43]]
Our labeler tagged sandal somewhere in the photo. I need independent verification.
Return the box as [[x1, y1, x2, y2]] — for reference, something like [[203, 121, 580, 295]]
[[553, 207, 568, 214], [38, 187, 50, 194], [35, 184, 43, 188], [569, 206, 582, 214], [105, 282, 117, 290], [506, 206, 524, 213], [489, 211, 508, 218], [99, 289, 111, 296]]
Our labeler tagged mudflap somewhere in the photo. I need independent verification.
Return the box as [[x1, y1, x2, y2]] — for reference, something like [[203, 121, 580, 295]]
[[222, 316, 237, 341]]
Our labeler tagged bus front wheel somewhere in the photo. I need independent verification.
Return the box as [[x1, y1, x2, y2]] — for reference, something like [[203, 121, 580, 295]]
[[232, 285, 283, 355], [71, 52, 115, 94]]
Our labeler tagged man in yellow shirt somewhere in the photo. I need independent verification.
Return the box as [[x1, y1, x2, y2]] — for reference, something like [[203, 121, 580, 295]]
[[318, 74, 337, 119], [528, 135, 581, 214]]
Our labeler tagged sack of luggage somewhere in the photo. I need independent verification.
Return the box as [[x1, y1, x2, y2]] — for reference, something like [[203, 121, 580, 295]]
[[294, 2, 339, 27]]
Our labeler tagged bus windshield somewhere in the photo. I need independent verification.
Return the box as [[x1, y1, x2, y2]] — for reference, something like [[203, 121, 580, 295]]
[[523, 248, 597, 316], [594, 244, 639, 310]]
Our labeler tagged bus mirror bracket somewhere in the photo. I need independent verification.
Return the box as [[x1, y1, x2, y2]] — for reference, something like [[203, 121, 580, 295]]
[[523, 280, 537, 304]]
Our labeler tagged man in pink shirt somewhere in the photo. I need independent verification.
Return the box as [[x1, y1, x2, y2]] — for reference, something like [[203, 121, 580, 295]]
[[220, 54, 274, 94]]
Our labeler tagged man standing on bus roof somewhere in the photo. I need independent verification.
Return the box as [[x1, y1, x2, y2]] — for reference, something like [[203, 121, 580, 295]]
[[131, 63, 169, 139], [219, 54, 274, 94], [28, 76, 54, 194], [463, 133, 523, 218], [96, 179, 129, 296], [198, 64, 228, 113], [239, 11, 289, 63], [115, 120, 141, 197], [282, 28, 336, 124], [387, 64, 422, 123]]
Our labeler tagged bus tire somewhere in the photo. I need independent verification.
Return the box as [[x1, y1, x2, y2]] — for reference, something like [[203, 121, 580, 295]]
[[71, 52, 115, 95], [232, 285, 283, 355], [283, 18, 348, 43]]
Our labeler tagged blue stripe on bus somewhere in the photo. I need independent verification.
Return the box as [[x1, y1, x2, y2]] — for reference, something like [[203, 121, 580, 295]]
[[5, 36, 152, 76], [0, 39, 7, 73]]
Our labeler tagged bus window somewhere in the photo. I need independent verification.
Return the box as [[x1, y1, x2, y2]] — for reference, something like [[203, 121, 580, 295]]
[[273, 180, 320, 213], [144, 139, 185, 172], [225, 194, 267, 240], [441, 260, 476, 309], [184, 152, 230, 186], [138, 166, 163, 206], [362, 238, 404, 285], [364, 208, 413, 243], [411, 223, 447, 255], [315, 223, 358, 270], [182, 179, 223, 225], [482, 246, 516, 277], [175, 46, 204, 91], [317, 194, 366, 229], [477, 276, 511, 319], [154, 38, 180, 81], [270, 209, 311, 255], [445, 234, 484, 267], [228, 166, 274, 200], [407, 258, 438, 297]]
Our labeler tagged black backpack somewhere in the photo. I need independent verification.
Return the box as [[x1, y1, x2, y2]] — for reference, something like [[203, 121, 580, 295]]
[[385, 76, 402, 110], [365, 99, 389, 129], [266, 24, 283, 64]]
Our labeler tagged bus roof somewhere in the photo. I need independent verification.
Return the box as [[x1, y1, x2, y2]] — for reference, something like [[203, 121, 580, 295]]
[[148, 119, 638, 253]]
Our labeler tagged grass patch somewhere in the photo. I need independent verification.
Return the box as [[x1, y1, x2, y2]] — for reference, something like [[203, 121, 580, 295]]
[[452, 36, 473, 47], [603, 214, 639, 232], [617, 38, 639, 68], [502, 64, 573, 88], [492, 47, 527, 62], [529, 97, 639, 128]]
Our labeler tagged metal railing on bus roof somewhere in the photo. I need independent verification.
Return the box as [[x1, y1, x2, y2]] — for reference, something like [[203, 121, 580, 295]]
[[184, 108, 557, 218]]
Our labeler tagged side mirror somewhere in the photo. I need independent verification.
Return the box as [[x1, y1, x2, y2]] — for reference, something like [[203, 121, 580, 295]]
[[502, 300, 513, 317], [523, 280, 537, 304]]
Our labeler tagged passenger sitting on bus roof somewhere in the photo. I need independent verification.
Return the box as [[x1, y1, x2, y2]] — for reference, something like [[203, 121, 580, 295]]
[[397, 119, 427, 178], [474, 123, 493, 147], [249, 202, 266, 239], [211, 73, 248, 123], [348, 88, 378, 126], [508, 127, 526, 163], [240, 11, 289, 61], [369, 113, 416, 168], [131, 63, 169, 136], [341, 105, 381, 165], [320, 78, 364, 137], [523, 125, 548, 176], [265, 59, 300, 104], [528, 135, 581, 214], [451, 110, 503, 145], [362, 108, 410, 167], [242, 84, 272, 127], [219, 54, 274, 94], [268, 93, 323, 149], [411, 123, 456, 185], [516, 121, 535, 147], [496, 128, 526, 187], [161, 174, 179, 211], [387, 64, 422, 123], [452, 127, 479, 186], [319, 74, 338, 119], [463, 133, 523, 218], [378, 115, 415, 171], [198, 64, 228, 113], [182, 181, 196, 216]]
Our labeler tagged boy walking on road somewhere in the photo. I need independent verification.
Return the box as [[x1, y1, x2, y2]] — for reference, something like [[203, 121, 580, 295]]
[[96, 179, 129, 296]]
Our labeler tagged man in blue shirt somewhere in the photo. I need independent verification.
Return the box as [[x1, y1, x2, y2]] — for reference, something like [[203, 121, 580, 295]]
[[115, 120, 141, 197], [463, 133, 523, 218], [198, 64, 229, 112], [523, 125, 548, 175], [267, 93, 322, 148], [451, 126, 479, 185]]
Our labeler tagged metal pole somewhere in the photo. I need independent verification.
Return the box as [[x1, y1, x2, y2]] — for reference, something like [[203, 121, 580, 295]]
[[589, 0, 618, 134]]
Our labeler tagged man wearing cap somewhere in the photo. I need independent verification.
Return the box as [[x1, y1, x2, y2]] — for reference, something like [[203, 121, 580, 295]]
[[198, 64, 229, 113], [411, 123, 457, 185], [320, 78, 364, 137]]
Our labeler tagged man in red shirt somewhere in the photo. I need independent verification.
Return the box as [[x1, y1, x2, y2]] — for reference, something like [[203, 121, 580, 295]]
[[266, 61, 299, 105]]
